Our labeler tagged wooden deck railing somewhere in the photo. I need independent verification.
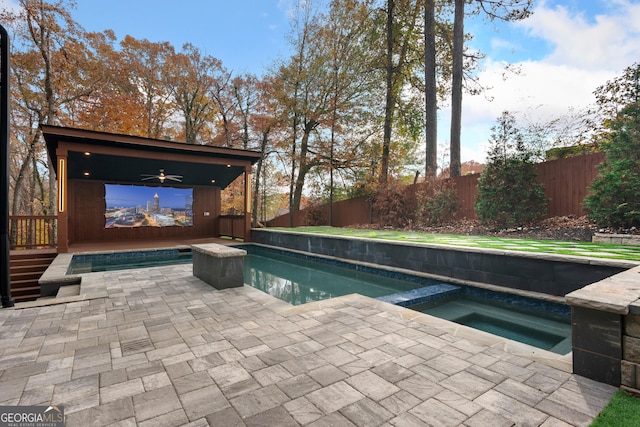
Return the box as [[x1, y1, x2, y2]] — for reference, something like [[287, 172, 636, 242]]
[[218, 215, 246, 240], [9, 215, 57, 249]]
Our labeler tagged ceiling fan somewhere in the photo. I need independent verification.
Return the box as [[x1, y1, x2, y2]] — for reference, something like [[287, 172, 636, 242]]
[[140, 169, 183, 183]]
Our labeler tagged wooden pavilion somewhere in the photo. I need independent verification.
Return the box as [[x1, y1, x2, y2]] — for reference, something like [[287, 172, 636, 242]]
[[42, 125, 261, 253]]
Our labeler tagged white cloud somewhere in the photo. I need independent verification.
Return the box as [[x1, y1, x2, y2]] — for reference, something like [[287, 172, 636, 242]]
[[468, 60, 616, 119], [450, 0, 640, 164], [518, 1, 640, 70]]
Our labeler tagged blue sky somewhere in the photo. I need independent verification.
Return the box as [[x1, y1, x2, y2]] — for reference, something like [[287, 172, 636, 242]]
[[3, 0, 640, 166], [73, 0, 292, 76]]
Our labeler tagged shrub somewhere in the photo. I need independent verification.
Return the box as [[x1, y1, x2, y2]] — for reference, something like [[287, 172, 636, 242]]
[[416, 178, 458, 226], [475, 159, 548, 229], [584, 102, 640, 229], [545, 143, 598, 160], [475, 111, 548, 229], [373, 181, 417, 228], [305, 204, 326, 226]]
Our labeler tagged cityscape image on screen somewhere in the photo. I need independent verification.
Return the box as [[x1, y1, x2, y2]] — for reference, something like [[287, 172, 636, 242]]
[[104, 184, 193, 228]]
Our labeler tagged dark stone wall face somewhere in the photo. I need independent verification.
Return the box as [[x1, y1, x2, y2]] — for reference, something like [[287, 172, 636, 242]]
[[622, 314, 640, 390], [251, 230, 625, 297], [571, 306, 622, 386]]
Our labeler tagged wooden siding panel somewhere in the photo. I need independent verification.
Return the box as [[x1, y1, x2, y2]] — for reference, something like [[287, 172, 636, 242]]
[[68, 180, 219, 245]]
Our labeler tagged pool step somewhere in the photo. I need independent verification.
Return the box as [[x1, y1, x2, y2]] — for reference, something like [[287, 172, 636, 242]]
[[56, 284, 81, 298], [378, 284, 461, 307]]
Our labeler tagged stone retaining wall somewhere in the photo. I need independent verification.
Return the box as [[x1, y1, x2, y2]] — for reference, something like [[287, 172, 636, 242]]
[[252, 229, 631, 297], [566, 265, 640, 387], [623, 313, 640, 391], [593, 233, 640, 246]]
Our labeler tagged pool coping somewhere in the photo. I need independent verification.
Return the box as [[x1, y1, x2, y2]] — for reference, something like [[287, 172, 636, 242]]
[[32, 264, 576, 374], [32, 241, 577, 308], [35, 246, 194, 303], [17, 247, 576, 373], [280, 292, 573, 373]]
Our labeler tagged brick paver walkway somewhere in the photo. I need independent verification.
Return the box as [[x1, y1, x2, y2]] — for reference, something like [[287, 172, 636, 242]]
[[0, 265, 616, 426]]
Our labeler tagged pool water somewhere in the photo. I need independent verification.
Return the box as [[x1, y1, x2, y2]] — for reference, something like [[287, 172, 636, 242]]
[[67, 249, 192, 273], [243, 246, 428, 305], [409, 295, 571, 354], [66, 245, 572, 354]]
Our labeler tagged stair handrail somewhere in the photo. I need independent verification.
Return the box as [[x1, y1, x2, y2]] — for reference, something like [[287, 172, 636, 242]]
[[9, 215, 57, 249]]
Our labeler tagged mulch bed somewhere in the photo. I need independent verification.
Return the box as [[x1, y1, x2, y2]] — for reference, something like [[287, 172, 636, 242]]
[[355, 216, 638, 242]]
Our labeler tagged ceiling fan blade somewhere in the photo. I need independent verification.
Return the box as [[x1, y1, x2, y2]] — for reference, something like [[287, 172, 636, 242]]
[[140, 171, 182, 182]]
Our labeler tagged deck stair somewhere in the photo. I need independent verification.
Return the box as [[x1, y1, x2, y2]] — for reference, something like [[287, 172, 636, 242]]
[[9, 250, 57, 303]]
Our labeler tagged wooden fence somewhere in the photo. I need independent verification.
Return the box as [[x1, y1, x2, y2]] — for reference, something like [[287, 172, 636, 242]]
[[218, 215, 247, 240], [536, 152, 605, 217], [267, 152, 606, 228]]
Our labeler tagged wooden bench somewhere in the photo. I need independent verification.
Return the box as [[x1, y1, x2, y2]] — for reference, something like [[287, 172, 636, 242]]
[[191, 244, 247, 289]]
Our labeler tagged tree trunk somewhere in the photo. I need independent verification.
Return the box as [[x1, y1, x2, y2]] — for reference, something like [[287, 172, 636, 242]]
[[184, 100, 197, 143], [11, 133, 39, 215], [380, 0, 395, 186], [292, 119, 318, 211], [424, 0, 438, 179], [449, 0, 464, 177], [252, 127, 269, 224], [288, 114, 298, 227]]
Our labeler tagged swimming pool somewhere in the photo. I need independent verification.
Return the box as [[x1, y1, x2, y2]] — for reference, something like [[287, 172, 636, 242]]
[[65, 245, 571, 354], [67, 248, 192, 273], [409, 294, 571, 354], [241, 246, 571, 354], [243, 245, 433, 305]]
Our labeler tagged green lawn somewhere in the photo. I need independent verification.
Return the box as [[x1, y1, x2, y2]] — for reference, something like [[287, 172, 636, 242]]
[[591, 390, 640, 426], [273, 226, 640, 262]]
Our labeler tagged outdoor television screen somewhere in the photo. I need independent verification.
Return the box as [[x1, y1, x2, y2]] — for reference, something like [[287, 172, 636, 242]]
[[104, 184, 193, 228]]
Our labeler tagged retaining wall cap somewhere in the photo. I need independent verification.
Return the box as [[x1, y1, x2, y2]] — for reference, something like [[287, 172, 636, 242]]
[[191, 243, 246, 258], [254, 228, 639, 268], [593, 233, 640, 246], [566, 265, 640, 314]]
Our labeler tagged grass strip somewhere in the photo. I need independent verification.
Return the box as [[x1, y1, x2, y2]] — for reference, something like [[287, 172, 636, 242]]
[[272, 226, 640, 261], [591, 390, 640, 426]]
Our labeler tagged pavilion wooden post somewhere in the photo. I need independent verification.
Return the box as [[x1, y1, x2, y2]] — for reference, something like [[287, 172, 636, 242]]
[[244, 167, 252, 242], [56, 149, 69, 252], [1, 24, 14, 307]]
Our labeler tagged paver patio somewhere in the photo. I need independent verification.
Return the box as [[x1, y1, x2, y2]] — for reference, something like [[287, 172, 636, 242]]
[[0, 264, 617, 426]]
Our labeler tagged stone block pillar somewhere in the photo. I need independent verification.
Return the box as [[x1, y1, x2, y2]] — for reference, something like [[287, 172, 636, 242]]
[[566, 264, 640, 387], [192, 244, 246, 289]]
